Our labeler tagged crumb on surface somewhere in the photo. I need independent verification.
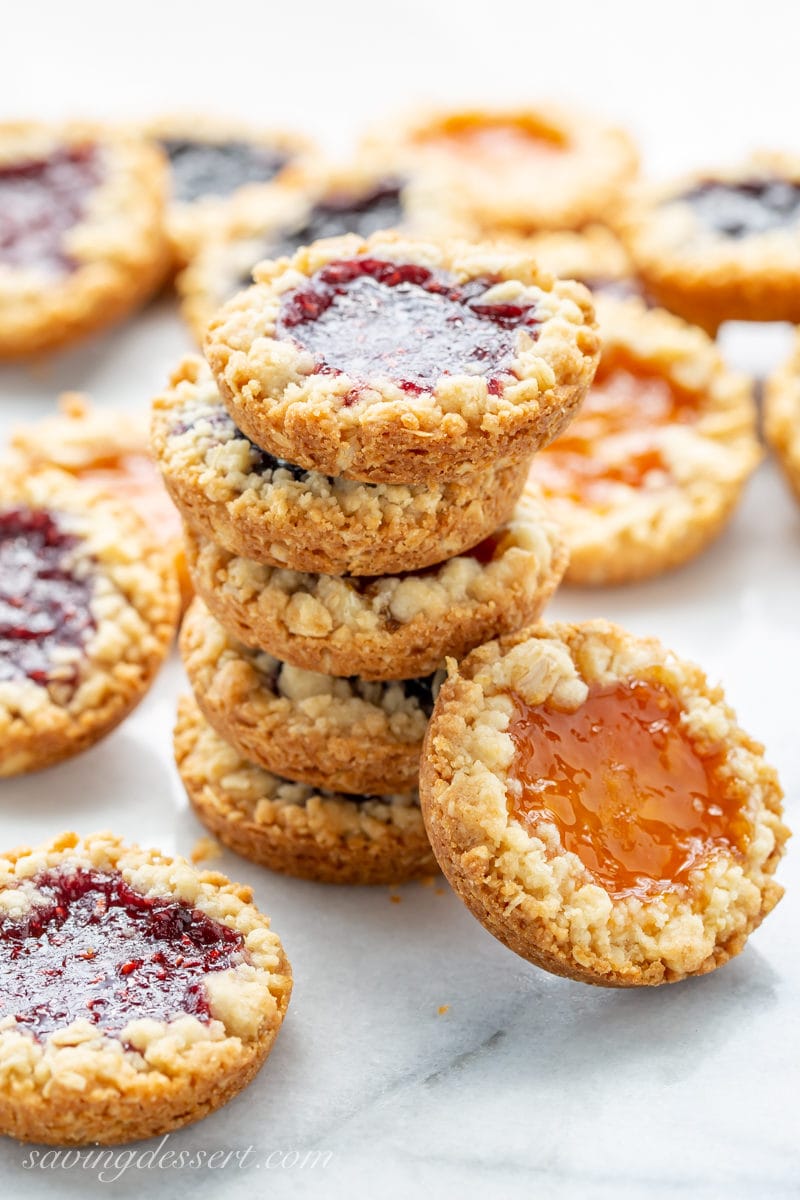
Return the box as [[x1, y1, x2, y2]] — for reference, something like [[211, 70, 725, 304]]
[[190, 836, 222, 864]]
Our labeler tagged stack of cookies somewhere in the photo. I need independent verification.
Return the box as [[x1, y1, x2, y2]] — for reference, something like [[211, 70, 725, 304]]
[[152, 231, 600, 885]]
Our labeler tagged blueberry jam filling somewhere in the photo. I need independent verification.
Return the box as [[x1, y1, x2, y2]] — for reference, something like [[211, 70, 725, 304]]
[[0, 144, 103, 274], [162, 138, 290, 205], [0, 867, 246, 1040], [0, 507, 95, 689], [399, 672, 439, 718], [681, 178, 800, 238], [172, 405, 315, 482], [274, 258, 540, 397]]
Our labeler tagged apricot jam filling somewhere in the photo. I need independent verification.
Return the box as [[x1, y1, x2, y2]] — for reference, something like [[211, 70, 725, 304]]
[[530, 358, 701, 505], [507, 679, 749, 898], [69, 452, 181, 542], [417, 116, 566, 164]]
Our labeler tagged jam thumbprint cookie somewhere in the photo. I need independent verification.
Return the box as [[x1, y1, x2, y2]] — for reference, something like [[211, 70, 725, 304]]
[[152, 358, 529, 576], [764, 332, 800, 504], [183, 491, 567, 681], [616, 154, 800, 330], [0, 832, 291, 1144], [361, 106, 638, 234], [0, 122, 168, 358], [527, 299, 761, 585], [508, 225, 647, 305], [10, 393, 190, 607], [175, 696, 436, 885], [144, 116, 313, 266], [205, 232, 600, 484], [0, 471, 179, 776], [420, 621, 788, 987]]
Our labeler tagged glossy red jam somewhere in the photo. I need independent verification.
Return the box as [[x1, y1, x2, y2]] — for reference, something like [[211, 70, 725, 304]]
[[275, 258, 539, 397], [0, 867, 246, 1039], [162, 138, 290, 205], [0, 144, 103, 274], [0, 507, 95, 689], [681, 178, 800, 238]]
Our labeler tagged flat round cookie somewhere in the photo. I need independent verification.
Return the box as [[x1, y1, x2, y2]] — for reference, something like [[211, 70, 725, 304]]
[[420, 620, 788, 988], [764, 332, 800, 504], [527, 298, 761, 585], [205, 232, 600, 484], [0, 122, 168, 358], [0, 831, 291, 1144], [180, 598, 439, 795], [152, 357, 529, 576], [183, 490, 567, 681], [0, 471, 180, 776], [175, 696, 436, 885]]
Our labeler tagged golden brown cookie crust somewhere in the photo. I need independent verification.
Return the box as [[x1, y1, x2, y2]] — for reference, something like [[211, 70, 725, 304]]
[[175, 696, 436, 885], [0, 831, 292, 1145], [180, 598, 435, 794], [0, 471, 180, 777], [205, 232, 600, 484], [360, 106, 639, 233], [764, 331, 800, 504], [0, 122, 168, 359], [183, 491, 568, 681], [420, 620, 788, 988], [527, 298, 761, 585], [152, 357, 529, 576]]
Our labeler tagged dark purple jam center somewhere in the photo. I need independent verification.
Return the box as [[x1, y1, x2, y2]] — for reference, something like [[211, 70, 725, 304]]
[[0, 867, 246, 1039], [0, 507, 95, 689], [0, 144, 103, 274], [162, 138, 290, 204], [274, 258, 539, 397], [681, 178, 800, 238]]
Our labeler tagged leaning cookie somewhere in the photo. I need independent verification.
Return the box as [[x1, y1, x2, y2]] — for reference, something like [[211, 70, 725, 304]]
[[615, 153, 800, 330], [183, 491, 568, 681], [180, 598, 438, 795], [420, 620, 788, 988], [175, 696, 436, 885], [0, 471, 180, 776], [0, 121, 168, 358], [527, 298, 761, 585], [0, 831, 291, 1144], [764, 332, 800, 504], [152, 357, 529, 575], [205, 232, 600, 484]]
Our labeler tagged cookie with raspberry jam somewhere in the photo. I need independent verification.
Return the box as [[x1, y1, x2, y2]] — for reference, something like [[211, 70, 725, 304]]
[[205, 232, 600, 484], [420, 620, 788, 987], [175, 695, 436, 885], [764, 331, 800, 505], [0, 122, 168, 358], [0, 471, 179, 777], [152, 357, 529, 576], [183, 490, 567, 681], [616, 153, 800, 330], [0, 831, 291, 1144]]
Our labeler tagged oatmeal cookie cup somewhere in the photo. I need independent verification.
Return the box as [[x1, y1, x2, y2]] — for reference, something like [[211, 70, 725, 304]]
[[184, 490, 568, 681], [0, 831, 291, 1144], [0, 122, 168, 358], [205, 232, 600, 484], [507, 225, 646, 304], [153, 358, 529, 576], [180, 598, 438, 794], [176, 696, 436, 885], [361, 106, 638, 234], [527, 298, 761, 585], [0, 471, 180, 777], [616, 153, 800, 330], [764, 333, 800, 504], [143, 115, 314, 266], [420, 621, 788, 988]]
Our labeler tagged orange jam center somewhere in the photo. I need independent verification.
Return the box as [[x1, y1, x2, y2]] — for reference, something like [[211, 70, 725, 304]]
[[508, 679, 748, 898], [530, 362, 700, 505], [73, 453, 182, 540], [421, 118, 565, 165]]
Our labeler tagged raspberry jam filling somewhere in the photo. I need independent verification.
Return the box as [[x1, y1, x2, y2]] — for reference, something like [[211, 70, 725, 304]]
[[0, 507, 95, 689], [529, 359, 699, 505], [162, 138, 290, 205], [508, 679, 749, 899], [681, 178, 800, 238], [0, 867, 246, 1039], [275, 258, 539, 397], [0, 144, 103, 274]]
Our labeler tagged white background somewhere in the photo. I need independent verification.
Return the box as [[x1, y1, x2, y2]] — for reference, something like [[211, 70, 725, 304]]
[[1, 2, 799, 1197]]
